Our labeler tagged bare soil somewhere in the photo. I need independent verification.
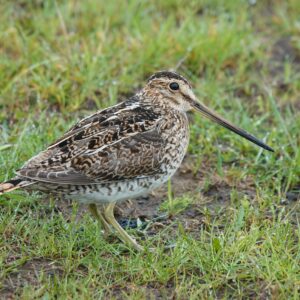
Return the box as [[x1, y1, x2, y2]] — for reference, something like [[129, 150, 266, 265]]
[[1, 259, 62, 299]]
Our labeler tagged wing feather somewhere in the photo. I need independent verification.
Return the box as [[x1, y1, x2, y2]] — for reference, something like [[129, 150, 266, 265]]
[[17, 100, 165, 185]]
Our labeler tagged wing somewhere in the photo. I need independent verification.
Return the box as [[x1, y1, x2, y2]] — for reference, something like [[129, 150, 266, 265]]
[[17, 99, 165, 184]]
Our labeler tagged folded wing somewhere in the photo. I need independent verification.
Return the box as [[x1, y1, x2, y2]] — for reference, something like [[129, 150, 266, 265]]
[[17, 100, 165, 185]]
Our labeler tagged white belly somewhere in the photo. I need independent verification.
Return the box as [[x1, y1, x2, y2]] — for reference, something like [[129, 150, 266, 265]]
[[70, 169, 177, 204]]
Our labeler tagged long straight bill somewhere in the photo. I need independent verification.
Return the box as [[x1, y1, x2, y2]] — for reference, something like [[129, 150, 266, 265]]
[[192, 101, 274, 152]]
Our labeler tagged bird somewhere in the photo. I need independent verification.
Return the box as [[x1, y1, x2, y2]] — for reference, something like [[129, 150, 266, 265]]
[[0, 71, 274, 251]]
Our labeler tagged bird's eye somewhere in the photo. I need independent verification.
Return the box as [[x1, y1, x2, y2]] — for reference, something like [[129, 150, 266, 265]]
[[169, 82, 179, 91]]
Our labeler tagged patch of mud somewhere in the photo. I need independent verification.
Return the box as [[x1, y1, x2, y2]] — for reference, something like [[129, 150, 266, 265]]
[[234, 36, 300, 115], [265, 36, 300, 110], [285, 189, 300, 203], [109, 282, 175, 300], [270, 37, 300, 75], [0, 258, 62, 299]]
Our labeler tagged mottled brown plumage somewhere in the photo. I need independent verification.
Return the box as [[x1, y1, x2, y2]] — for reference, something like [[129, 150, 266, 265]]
[[0, 71, 273, 251]]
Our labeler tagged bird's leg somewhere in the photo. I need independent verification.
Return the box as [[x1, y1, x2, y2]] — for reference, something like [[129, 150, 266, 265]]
[[88, 204, 111, 237], [103, 202, 144, 251]]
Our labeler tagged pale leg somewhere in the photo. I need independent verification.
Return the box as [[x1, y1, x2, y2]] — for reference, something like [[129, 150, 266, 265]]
[[88, 203, 111, 236], [103, 202, 143, 251]]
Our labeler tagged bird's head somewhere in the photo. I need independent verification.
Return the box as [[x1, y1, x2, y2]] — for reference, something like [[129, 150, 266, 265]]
[[146, 71, 195, 112], [145, 71, 274, 152]]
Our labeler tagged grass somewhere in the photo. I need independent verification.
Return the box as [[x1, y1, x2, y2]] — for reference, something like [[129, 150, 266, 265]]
[[0, 0, 299, 298]]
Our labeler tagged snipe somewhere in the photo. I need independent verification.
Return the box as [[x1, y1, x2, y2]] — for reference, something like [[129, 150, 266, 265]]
[[0, 71, 273, 251]]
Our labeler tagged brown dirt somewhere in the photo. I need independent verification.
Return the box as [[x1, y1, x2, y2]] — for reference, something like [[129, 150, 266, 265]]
[[269, 37, 300, 77], [1, 258, 62, 300], [109, 282, 175, 300]]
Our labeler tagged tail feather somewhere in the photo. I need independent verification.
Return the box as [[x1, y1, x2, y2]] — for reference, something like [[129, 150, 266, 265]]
[[0, 178, 34, 195]]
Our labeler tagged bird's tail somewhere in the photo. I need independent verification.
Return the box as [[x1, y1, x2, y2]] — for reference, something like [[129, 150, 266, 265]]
[[0, 178, 34, 195]]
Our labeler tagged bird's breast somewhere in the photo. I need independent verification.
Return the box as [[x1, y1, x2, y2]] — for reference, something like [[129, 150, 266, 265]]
[[159, 112, 190, 174]]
